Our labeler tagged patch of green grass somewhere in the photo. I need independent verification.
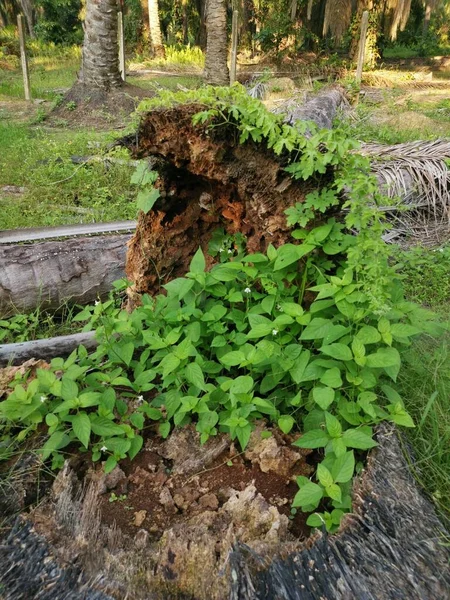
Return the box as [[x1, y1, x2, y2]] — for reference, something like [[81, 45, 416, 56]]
[[384, 44, 450, 59], [397, 245, 450, 308], [133, 45, 205, 73], [0, 58, 78, 100], [0, 122, 137, 228], [398, 328, 450, 519], [0, 305, 82, 343]]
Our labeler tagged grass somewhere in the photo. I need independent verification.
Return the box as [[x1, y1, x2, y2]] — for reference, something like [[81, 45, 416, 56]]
[[397, 324, 450, 519], [0, 122, 138, 229]]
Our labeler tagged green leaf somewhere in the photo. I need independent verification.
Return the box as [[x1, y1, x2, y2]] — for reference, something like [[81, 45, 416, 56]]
[[190, 247, 206, 274], [320, 367, 342, 388], [104, 456, 118, 474], [356, 325, 381, 344], [136, 188, 160, 213], [247, 322, 274, 338], [159, 421, 171, 438], [390, 412, 415, 427], [45, 414, 58, 427], [72, 413, 91, 449], [289, 350, 311, 384], [293, 429, 330, 449], [78, 391, 101, 408], [130, 412, 145, 429], [320, 343, 352, 361], [326, 483, 342, 502], [104, 437, 131, 456], [306, 513, 326, 527], [185, 363, 206, 391], [313, 386, 335, 410], [40, 430, 69, 460], [219, 351, 246, 367], [292, 481, 323, 509], [112, 342, 135, 367], [230, 376, 254, 394], [128, 434, 144, 460], [365, 347, 400, 369], [61, 377, 78, 401], [325, 411, 342, 438], [236, 424, 252, 450], [331, 450, 355, 483], [342, 428, 378, 450], [301, 318, 332, 340], [317, 463, 333, 487], [274, 244, 314, 271], [160, 353, 181, 378], [91, 417, 125, 437], [390, 323, 420, 338], [278, 415, 295, 434]]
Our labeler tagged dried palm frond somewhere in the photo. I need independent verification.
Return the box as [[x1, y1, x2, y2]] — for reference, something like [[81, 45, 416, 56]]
[[361, 140, 450, 244]]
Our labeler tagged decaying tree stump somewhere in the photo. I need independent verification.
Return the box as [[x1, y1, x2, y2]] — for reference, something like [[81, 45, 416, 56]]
[[0, 425, 448, 599], [126, 104, 311, 301], [0, 234, 130, 317]]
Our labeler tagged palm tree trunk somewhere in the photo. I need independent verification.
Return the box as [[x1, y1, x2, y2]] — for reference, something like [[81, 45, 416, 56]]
[[205, 0, 229, 85], [19, 0, 35, 37], [79, 0, 122, 89], [148, 0, 165, 58]]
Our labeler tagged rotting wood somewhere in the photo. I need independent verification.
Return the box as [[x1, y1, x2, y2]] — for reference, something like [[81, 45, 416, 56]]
[[0, 234, 130, 316], [0, 332, 97, 367]]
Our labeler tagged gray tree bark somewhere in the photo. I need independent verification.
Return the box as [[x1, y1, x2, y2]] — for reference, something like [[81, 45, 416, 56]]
[[205, 0, 229, 85], [148, 0, 165, 58], [0, 235, 129, 317], [79, 0, 122, 89], [19, 0, 34, 37]]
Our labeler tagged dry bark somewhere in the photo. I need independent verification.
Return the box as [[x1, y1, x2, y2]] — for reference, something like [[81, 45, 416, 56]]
[[0, 234, 129, 317]]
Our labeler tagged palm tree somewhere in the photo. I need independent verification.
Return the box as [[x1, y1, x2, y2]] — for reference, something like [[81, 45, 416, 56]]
[[205, 0, 229, 85], [80, 0, 122, 89], [148, 0, 165, 58]]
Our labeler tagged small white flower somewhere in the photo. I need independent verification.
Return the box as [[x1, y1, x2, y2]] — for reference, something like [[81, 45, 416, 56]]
[[439, 248, 444, 253], [227, 249, 233, 254], [100, 446, 108, 452], [272, 329, 279, 336], [137, 395, 144, 404], [95, 300, 100, 306], [277, 304, 283, 312], [40, 395, 47, 403], [244, 287, 251, 294], [219, 247, 224, 253]]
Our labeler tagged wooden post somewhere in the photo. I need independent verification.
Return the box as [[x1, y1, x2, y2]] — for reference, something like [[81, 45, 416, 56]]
[[17, 15, 31, 101], [118, 11, 126, 81], [230, 9, 238, 85], [356, 11, 369, 84]]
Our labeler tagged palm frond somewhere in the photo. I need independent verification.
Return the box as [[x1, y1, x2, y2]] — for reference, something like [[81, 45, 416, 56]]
[[360, 140, 450, 245]]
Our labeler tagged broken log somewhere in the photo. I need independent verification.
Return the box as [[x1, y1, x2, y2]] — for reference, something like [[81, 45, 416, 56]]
[[0, 332, 97, 367], [0, 425, 448, 599], [0, 234, 130, 317]]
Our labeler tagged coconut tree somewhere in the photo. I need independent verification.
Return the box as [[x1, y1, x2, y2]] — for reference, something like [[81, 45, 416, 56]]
[[148, 0, 165, 58], [205, 0, 229, 85], [79, 0, 122, 89]]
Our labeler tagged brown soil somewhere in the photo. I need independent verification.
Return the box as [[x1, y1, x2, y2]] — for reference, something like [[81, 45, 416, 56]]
[[93, 424, 314, 542], [48, 82, 155, 129]]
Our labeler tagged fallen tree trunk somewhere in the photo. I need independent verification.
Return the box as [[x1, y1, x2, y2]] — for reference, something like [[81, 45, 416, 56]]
[[0, 234, 130, 317], [0, 332, 97, 367], [0, 425, 447, 599]]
